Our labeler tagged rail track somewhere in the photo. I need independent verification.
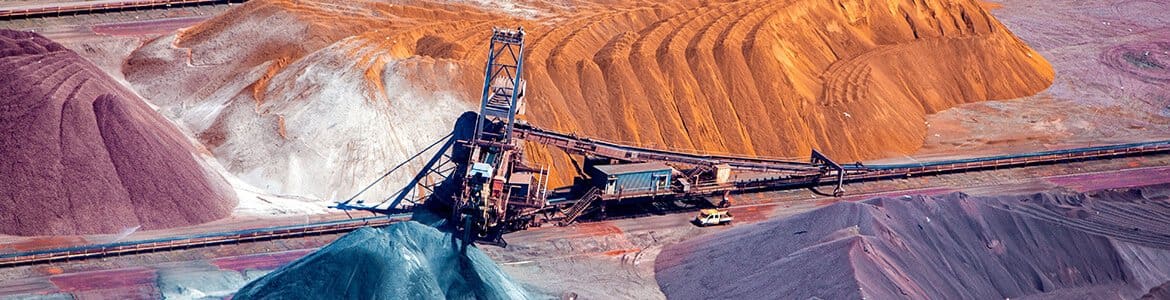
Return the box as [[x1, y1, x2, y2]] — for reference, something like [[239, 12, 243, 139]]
[[0, 0, 244, 19]]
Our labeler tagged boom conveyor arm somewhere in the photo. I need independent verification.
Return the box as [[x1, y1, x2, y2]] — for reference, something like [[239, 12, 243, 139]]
[[810, 149, 845, 197]]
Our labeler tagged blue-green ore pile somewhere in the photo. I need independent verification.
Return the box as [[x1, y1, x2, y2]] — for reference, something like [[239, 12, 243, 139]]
[[234, 221, 530, 299]]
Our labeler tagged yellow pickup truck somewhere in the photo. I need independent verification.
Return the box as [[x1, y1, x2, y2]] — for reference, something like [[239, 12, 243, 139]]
[[694, 209, 733, 226]]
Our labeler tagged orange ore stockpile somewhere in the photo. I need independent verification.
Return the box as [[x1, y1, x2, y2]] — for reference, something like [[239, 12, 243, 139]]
[[125, 0, 1053, 188]]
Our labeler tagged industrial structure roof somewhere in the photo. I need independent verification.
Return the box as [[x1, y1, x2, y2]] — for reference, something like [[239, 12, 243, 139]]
[[592, 162, 673, 175]]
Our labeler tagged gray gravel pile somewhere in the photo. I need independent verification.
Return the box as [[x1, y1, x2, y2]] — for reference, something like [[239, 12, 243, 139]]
[[657, 188, 1170, 299], [234, 221, 531, 300]]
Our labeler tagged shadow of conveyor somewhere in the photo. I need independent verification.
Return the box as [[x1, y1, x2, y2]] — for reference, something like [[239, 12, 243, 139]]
[[333, 111, 477, 229], [408, 111, 478, 230]]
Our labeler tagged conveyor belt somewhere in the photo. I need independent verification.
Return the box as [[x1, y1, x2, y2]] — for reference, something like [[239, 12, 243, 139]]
[[0, 214, 408, 267], [0, 0, 241, 19], [515, 124, 820, 174], [4, 127, 1165, 267], [517, 123, 1170, 197], [854, 140, 1170, 179]]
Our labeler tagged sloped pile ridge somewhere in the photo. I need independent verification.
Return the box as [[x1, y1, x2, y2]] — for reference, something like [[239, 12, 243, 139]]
[[656, 188, 1170, 299], [0, 29, 237, 236], [234, 222, 530, 299], [124, 0, 1053, 192]]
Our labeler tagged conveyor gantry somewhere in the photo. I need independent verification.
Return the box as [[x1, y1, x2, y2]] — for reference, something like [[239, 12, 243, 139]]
[[455, 27, 548, 244]]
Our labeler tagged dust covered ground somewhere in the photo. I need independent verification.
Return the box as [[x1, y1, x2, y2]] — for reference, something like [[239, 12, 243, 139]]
[[917, 0, 1170, 160]]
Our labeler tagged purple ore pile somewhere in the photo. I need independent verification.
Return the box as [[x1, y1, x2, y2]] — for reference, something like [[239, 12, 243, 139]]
[[0, 29, 237, 236], [657, 187, 1170, 299]]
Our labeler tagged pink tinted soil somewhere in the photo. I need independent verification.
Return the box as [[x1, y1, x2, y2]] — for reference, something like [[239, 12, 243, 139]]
[[212, 248, 316, 272], [0, 29, 236, 236], [49, 267, 159, 299]]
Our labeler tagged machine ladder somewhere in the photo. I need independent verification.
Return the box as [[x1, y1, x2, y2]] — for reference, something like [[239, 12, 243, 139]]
[[561, 187, 602, 225]]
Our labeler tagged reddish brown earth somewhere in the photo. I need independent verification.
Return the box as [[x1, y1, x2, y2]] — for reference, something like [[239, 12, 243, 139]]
[[48, 267, 159, 299], [1101, 40, 1170, 84], [211, 248, 315, 272], [916, 0, 1170, 159], [656, 186, 1170, 299], [0, 29, 236, 236]]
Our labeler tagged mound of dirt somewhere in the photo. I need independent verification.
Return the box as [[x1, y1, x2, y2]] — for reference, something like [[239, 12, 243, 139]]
[[124, 0, 477, 200], [233, 222, 530, 299], [655, 187, 1170, 299], [0, 29, 237, 236], [1142, 281, 1170, 300], [124, 0, 1052, 195], [918, 0, 1170, 157]]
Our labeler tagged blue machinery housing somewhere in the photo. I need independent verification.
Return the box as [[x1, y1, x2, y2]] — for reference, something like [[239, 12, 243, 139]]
[[590, 162, 674, 196]]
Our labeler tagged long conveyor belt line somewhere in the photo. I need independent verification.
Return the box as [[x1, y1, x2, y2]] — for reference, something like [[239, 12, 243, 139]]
[[0, 0, 243, 19], [515, 124, 820, 173], [0, 214, 409, 268], [516, 124, 1170, 179], [864, 140, 1170, 171], [729, 140, 1170, 193], [3, 129, 1167, 268]]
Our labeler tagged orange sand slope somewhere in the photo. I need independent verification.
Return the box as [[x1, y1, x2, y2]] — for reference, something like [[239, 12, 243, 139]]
[[125, 0, 1052, 196]]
